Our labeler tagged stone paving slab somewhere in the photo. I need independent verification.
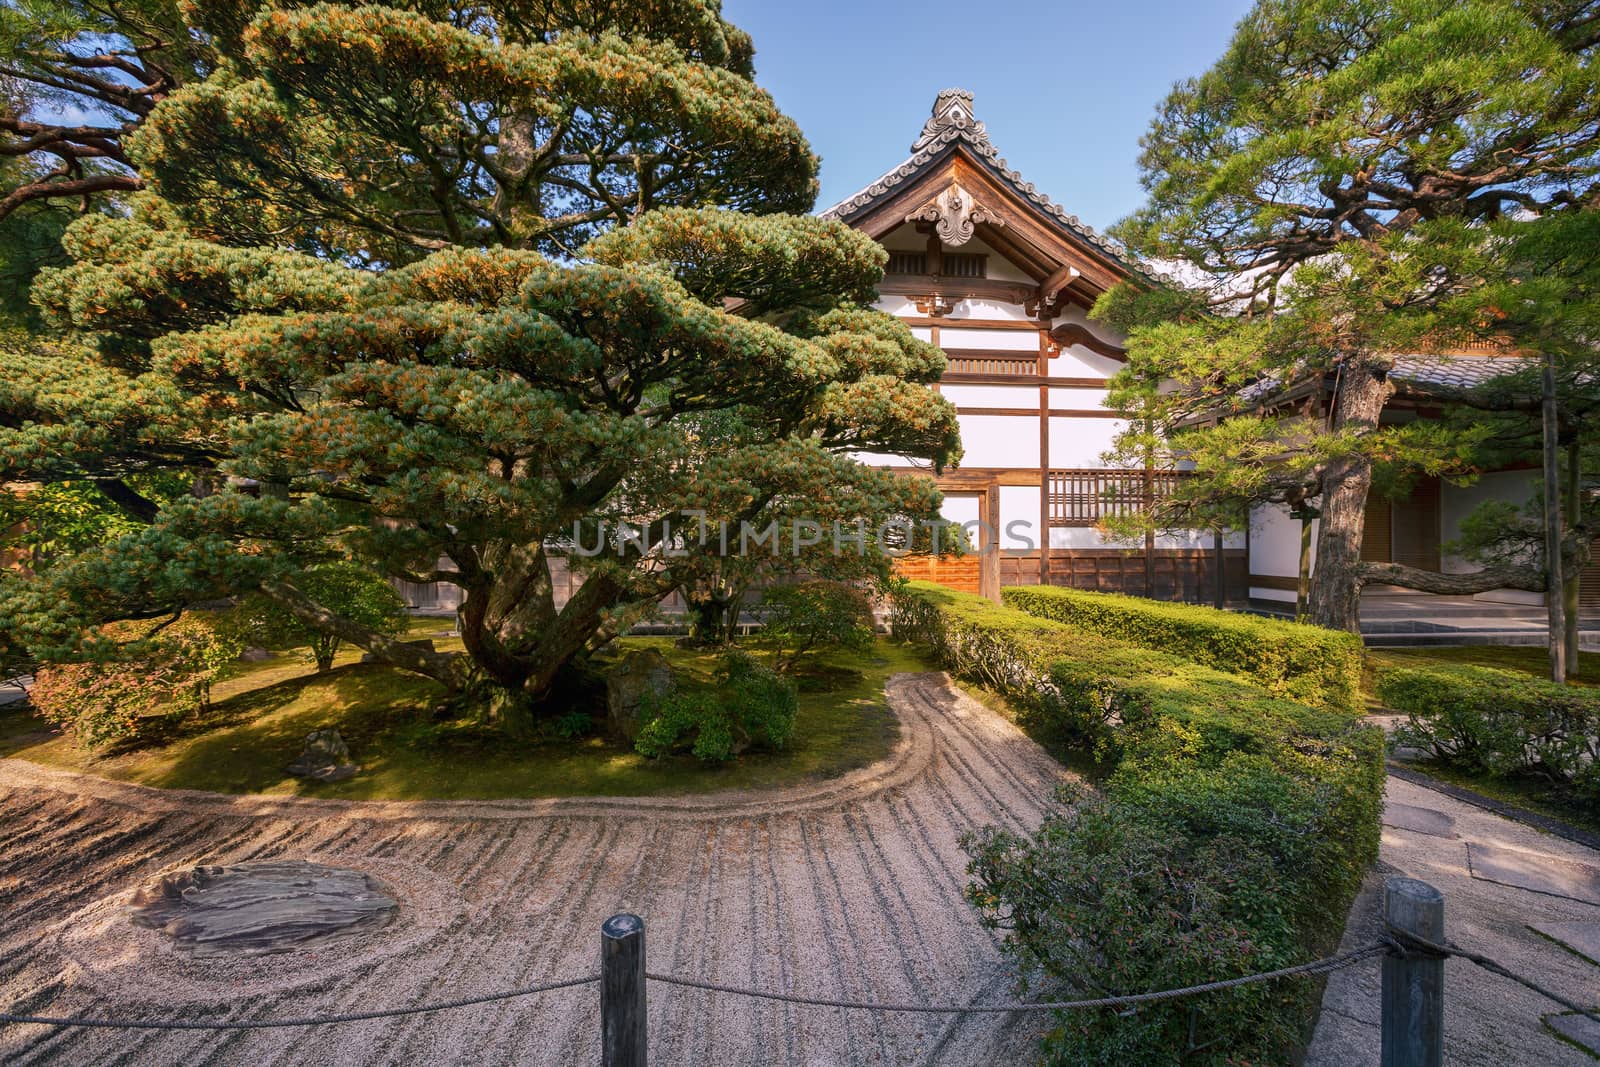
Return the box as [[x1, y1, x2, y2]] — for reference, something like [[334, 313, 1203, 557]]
[[1383, 801, 1458, 838], [1308, 776, 1600, 1066], [1469, 842, 1600, 906], [1530, 922, 1600, 967], [1546, 1013, 1600, 1057]]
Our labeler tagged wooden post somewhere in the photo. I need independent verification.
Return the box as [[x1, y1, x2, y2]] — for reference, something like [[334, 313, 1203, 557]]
[[1212, 528, 1226, 610], [1381, 877, 1444, 1067], [601, 913, 647, 1067], [1542, 352, 1567, 683], [979, 481, 1002, 603]]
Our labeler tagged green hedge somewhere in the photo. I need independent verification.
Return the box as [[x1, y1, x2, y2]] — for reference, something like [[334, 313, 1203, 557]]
[[1002, 585, 1365, 712], [892, 581, 1383, 1065], [1378, 660, 1599, 812]]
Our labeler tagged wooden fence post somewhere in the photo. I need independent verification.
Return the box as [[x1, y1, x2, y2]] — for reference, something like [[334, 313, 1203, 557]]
[[1381, 877, 1444, 1067], [601, 913, 646, 1067]]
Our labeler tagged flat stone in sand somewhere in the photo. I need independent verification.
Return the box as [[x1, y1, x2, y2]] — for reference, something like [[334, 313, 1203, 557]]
[[1546, 1013, 1600, 1056], [1468, 842, 1600, 905], [1382, 801, 1458, 838], [1529, 922, 1600, 967], [129, 861, 397, 957]]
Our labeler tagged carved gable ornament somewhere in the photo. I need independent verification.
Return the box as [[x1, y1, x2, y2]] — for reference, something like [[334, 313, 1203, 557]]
[[905, 180, 1005, 247]]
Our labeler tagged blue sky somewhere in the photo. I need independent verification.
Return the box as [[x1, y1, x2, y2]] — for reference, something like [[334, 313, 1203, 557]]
[[723, 0, 1256, 234]]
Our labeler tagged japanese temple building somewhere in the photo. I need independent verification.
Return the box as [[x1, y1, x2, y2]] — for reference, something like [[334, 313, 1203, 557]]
[[828, 89, 1583, 614], [825, 89, 1245, 602]]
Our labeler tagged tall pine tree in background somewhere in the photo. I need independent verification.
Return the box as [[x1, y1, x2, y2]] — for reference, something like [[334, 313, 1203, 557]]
[[1098, 0, 1600, 633], [0, 1, 962, 725]]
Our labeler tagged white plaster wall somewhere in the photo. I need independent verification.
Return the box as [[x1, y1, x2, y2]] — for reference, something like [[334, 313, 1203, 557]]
[[1441, 470, 1537, 573], [1047, 416, 1125, 467], [875, 294, 918, 317], [879, 224, 925, 252], [999, 485, 1042, 550], [1047, 387, 1111, 409], [961, 236, 1034, 283], [958, 414, 1044, 467], [1250, 503, 1310, 579], [1250, 503, 1309, 605], [1051, 304, 1126, 344], [945, 300, 1032, 323], [940, 384, 1040, 408], [1048, 526, 1118, 549], [1157, 529, 1246, 550], [1052, 347, 1125, 378], [939, 493, 981, 527], [936, 327, 1038, 351]]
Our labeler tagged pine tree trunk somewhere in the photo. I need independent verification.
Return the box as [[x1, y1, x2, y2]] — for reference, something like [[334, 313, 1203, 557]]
[[1564, 440, 1581, 676], [685, 595, 736, 647], [1309, 362, 1391, 633]]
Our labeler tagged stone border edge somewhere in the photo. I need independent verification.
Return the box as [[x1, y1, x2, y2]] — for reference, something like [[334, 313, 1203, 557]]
[[0, 672, 959, 823]]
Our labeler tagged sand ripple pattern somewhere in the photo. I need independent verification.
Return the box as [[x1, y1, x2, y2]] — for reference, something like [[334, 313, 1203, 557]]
[[0, 672, 1070, 1066]]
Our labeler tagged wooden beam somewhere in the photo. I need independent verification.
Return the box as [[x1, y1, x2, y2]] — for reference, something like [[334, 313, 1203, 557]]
[[1048, 321, 1127, 361], [901, 316, 1043, 331], [956, 406, 1121, 418], [941, 373, 1109, 388]]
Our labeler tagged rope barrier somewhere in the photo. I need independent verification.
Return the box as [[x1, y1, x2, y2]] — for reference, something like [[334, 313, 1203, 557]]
[[5, 927, 1593, 1033], [0, 945, 1388, 1031], [0, 974, 600, 1031], [645, 943, 1390, 1014], [1385, 928, 1600, 1027]]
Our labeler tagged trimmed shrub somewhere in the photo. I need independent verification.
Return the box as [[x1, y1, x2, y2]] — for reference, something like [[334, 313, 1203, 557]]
[[1380, 661, 1600, 811], [759, 580, 875, 672], [634, 652, 798, 762], [893, 582, 1382, 1065], [235, 562, 409, 671], [31, 613, 245, 748], [1003, 585, 1365, 712]]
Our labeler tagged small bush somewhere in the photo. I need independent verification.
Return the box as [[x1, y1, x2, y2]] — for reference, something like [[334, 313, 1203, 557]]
[[966, 780, 1309, 1065], [892, 582, 1382, 1065], [1380, 661, 1600, 811], [634, 652, 797, 762], [235, 562, 409, 670], [759, 580, 875, 672], [31, 612, 245, 748], [1003, 586, 1365, 711]]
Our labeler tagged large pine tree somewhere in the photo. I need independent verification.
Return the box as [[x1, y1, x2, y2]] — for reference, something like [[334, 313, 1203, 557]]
[[1100, 0, 1600, 632], [1, 1, 961, 722]]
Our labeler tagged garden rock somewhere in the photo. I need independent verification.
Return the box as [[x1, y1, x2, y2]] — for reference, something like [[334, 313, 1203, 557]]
[[286, 729, 360, 782], [238, 646, 272, 662], [606, 650, 673, 742]]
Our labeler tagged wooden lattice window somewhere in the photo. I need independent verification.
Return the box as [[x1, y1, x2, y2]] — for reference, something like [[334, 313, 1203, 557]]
[[941, 253, 987, 278], [886, 251, 927, 275]]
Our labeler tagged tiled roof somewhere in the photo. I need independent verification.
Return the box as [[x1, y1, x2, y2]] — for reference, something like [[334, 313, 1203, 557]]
[[1389, 354, 1536, 394], [818, 89, 1167, 285]]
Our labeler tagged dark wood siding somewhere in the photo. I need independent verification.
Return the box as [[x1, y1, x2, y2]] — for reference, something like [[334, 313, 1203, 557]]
[[1361, 496, 1393, 563], [1392, 479, 1442, 572]]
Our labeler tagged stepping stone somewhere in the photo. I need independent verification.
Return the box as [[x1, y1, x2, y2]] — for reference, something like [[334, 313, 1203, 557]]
[[1382, 802, 1458, 838], [1468, 842, 1600, 905], [1545, 1012, 1600, 1056], [1529, 922, 1600, 967]]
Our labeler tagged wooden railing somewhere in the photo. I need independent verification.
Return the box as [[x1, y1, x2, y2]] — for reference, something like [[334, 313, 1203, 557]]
[[942, 351, 1038, 377], [1047, 468, 1186, 527]]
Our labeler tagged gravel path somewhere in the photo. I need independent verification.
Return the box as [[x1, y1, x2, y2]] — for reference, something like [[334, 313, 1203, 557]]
[[0, 672, 1070, 1066], [1307, 774, 1600, 1065]]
